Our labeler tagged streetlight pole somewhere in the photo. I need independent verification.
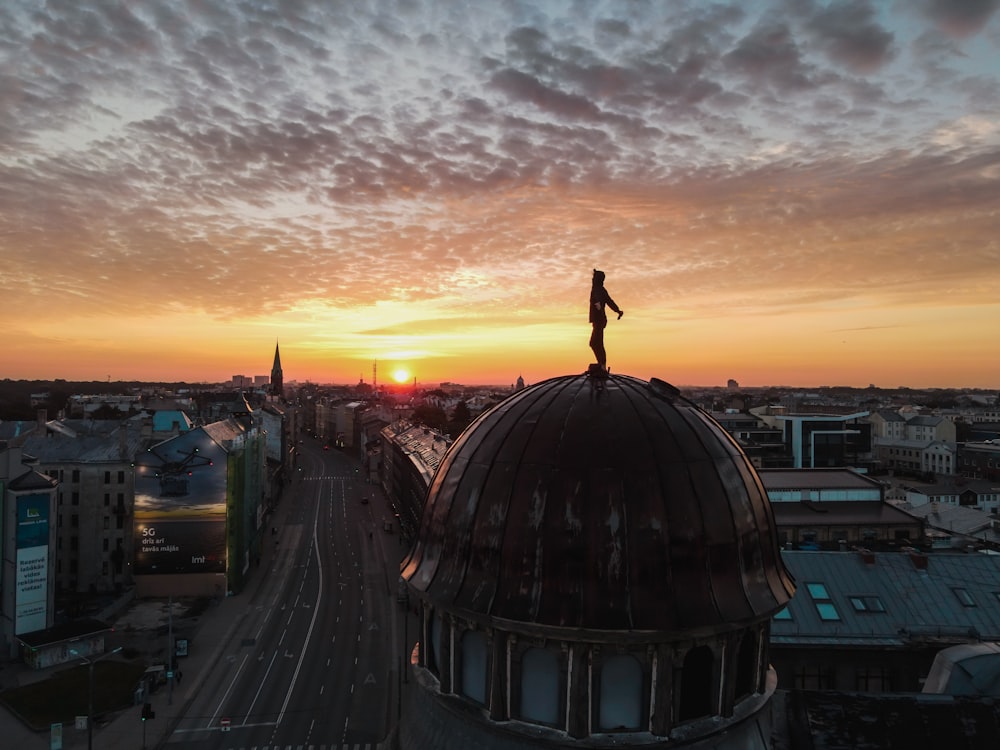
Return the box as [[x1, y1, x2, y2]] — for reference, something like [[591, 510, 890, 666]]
[[71, 645, 122, 750]]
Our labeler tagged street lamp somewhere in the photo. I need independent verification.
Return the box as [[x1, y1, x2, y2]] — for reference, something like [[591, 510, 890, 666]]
[[70, 645, 123, 750]]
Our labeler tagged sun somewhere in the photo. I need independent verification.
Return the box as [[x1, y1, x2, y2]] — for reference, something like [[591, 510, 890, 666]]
[[392, 367, 411, 384]]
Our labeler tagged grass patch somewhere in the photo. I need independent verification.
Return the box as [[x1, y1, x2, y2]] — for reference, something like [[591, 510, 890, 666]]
[[0, 660, 147, 730]]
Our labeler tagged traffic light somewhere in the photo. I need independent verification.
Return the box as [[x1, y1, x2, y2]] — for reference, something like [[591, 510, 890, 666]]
[[141, 702, 155, 721]]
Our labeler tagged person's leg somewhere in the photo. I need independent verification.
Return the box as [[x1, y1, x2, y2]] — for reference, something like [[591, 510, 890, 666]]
[[589, 325, 607, 368]]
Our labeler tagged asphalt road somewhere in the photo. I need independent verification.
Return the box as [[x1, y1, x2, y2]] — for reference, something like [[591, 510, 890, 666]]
[[164, 439, 397, 749]]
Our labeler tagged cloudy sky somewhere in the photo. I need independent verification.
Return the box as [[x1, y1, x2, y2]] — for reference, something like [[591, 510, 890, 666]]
[[3, 0, 998, 388]]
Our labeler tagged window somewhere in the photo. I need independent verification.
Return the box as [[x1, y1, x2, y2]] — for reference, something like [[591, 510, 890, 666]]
[[460, 630, 487, 704], [104, 470, 111, 484], [773, 607, 792, 620], [678, 646, 714, 722], [103, 516, 110, 530], [793, 665, 833, 690], [856, 667, 892, 692], [600, 654, 643, 730], [104, 493, 110, 506], [117, 470, 125, 483], [953, 588, 976, 607], [71, 514, 79, 528], [71, 492, 80, 506], [734, 633, 759, 699], [849, 595, 885, 613], [806, 583, 830, 599], [816, 603, 840, 621], [806, 581, 841, 621], [103, 538, 109, 552], [520, 648, 560, 726], [71, 469, 80, 482]]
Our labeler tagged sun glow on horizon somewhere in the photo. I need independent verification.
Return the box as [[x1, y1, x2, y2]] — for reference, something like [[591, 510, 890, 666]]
[[392, 367, 411, 384]]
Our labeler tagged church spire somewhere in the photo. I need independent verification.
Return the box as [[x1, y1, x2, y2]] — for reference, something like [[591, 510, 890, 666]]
[[270, 340, 284, 397]]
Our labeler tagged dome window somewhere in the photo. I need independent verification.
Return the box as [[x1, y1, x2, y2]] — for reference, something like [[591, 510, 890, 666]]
[[735, 632, 759, 699], [598, 654, 643, 730], [460, 630, 488, 705], [519, 647, 561, 726], [678, 646, 715, 722]]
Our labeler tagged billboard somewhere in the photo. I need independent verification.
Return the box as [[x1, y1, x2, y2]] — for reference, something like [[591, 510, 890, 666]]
[[16, 494, 50, 634], [133, 429, 227, 575]]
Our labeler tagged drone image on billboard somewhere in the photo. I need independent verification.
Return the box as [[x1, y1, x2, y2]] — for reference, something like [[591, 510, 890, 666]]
[[134, 429, 227, 575]]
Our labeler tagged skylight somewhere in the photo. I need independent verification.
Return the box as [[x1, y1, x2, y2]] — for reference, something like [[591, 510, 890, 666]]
[[849, 595, 885, 613], [816, 602, 841, 621], [953, 588, 976, 607], [805, 582, 830, 600], [805, 581, 840, 621]]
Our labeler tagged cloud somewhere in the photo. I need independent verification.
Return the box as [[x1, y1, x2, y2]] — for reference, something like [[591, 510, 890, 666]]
[[802, 0, 897, 73], [920, 0, 1000, 37], [1, 1, 998, 385]]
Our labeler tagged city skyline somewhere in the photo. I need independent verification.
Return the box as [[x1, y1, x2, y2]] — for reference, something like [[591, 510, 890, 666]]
[[3, 1, 999, 389]]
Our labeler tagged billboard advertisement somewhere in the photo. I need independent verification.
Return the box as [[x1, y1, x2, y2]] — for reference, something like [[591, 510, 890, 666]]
[[134, 429, 227, 575], [16, 493, 50, 634]]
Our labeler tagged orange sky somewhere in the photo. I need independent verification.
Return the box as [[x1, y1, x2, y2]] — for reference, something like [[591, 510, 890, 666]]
[[3, 2, 999, 389]]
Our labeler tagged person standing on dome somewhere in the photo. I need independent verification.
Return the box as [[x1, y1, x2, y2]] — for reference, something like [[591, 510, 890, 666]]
[[588, 268, 623, 371]]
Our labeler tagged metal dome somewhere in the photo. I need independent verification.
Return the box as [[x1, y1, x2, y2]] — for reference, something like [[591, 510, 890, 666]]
[[402, 373, 795, 633]]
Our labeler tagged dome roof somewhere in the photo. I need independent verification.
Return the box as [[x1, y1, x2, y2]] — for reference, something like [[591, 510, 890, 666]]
[[402, 373, 794, 633]]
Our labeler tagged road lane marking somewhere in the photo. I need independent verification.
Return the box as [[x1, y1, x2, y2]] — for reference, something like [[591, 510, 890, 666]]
[[244, 649, 279, 725], [207, 652, 250, 729], [276, 487, 324, 727]]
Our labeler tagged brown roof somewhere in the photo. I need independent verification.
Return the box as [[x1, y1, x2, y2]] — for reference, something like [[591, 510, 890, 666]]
[[772, 500, 918, 526], [402, 372, 794, 632]]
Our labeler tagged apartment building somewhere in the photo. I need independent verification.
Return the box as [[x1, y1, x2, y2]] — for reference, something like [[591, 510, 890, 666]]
[[869, 410, 957, 477], [14, 417, 142, 596]]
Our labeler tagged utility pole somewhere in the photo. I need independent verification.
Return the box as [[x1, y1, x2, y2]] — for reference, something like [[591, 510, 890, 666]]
[[168, 595, 174, 705], [71, 645, 122, 750]]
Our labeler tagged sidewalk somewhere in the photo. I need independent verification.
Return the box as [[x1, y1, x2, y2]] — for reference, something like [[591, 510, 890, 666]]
[[0, 500, 290, 750]]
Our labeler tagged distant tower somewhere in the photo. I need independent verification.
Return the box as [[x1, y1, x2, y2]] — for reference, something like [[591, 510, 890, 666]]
[[515, 374, 525, 391], [270, 341, 284, 397], [373, 360, 378, 390]]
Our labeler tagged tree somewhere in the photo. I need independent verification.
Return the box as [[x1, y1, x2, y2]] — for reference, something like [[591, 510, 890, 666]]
[[449, 401, 472, 436], [412, 404, 448, 433]]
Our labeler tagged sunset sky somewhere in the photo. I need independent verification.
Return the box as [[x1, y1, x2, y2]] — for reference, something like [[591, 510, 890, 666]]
[[2, 1, 998, 389]]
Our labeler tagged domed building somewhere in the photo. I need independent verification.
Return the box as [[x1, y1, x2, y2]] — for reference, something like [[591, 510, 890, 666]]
[[398, 372, 796, 749]]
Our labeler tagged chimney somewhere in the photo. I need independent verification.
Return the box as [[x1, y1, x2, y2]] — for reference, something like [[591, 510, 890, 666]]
[[909, 551, 929, 570], [37, 409, 47, 433], [859, 548, 876, 565]]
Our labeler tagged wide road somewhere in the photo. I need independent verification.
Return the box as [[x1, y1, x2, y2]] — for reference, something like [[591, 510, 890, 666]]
[[165, 438, 398, 750]]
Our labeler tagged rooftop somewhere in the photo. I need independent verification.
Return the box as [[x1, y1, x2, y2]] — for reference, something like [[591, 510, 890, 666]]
[[773, 551, 1000, 646]]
